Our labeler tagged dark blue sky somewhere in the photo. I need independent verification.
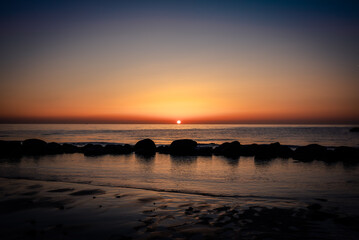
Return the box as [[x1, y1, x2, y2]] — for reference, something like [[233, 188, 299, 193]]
[[0, 0, 358, 123]]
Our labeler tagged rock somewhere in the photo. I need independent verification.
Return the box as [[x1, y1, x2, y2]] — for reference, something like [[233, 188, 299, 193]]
[[349, 127, 359, 132], [105, 144, 134, 154], [62, 143, 79, 153], [255, 143, 279, 159], [213, 141, 240, 157], [156, 145, 170, 154], [255, 142, 293, 159], [134, 139, 156, 155], [170, 139, 197, 155], [196, 146, 213, 156], [278, 145, 294, 158], [22, 139, 47, 155], [293, 144, 328, 161], [0, 140, 22, 156], [46, 142, 64, 154], [333, 146, 359, 161], [239, 144, 258, 156], [83, 144, 106, 156]]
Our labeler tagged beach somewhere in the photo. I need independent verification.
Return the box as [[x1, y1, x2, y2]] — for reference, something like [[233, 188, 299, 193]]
[[0, 124, 359, 239], [1, 177, 359, 240], [1, 144, 359, 239]]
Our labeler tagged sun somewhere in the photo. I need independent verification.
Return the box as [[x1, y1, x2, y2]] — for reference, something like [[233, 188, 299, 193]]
[[177, 120, 181, 124]]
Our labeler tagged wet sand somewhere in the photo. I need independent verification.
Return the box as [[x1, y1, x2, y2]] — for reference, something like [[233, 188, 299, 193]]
[[0, 177, 358, 240]]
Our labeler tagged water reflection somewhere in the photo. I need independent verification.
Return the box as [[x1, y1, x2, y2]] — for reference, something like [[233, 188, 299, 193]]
[[135, 153, 155, 173], [170, 155, 197, 165], [254, 158, 273, 167], [217, 155, 240, 166]]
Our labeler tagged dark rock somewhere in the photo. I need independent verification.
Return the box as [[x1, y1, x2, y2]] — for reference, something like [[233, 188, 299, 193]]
[[170, 139, 197, 155], [22, 139, 47, 155], [349, 127, 359, 132], [62, 143, 79, 153], [196, 146, 213, 156], [239, 144, 258, 156], [46, 142, 64, 154], [307, 203, 322, 211], [135, 139, 156, 155], [293, 144, 328, 161], [0, 140, 22, 156], [214, 141, 240, 156], [105, 144, 134, 154], [255, 142, 293, 159], [278, 145, 294, 158], [83, 144, 106, 156], [156, 145, 170, 154], [333, 146, 359, 161], [255, 143, 279, 159]]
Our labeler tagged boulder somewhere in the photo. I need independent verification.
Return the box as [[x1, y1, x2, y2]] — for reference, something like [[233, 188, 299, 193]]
[[293, 144, 328, 161], [134, 139, 156, 155], [333, 146, 359, 161], [83, 144, 106, 156], [62, 143, 80, 153], [0, 140, 22, 156], [156, 145, 170, 154], [105, 144, 134, 154], [196, 146, 213, 156], [46, 142, 64, 154], [214, 141, 240, 156], [255, 143, 279, 159], [255, 142, 293, 159], [22, 139, 47, 155], [170, 139, 197, 155], [239, 144, 258, 156]]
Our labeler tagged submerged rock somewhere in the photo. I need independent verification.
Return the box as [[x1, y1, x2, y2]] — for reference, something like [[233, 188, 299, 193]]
[[293, 144, 328, 161], [333, 146, 359, 161], [135, 139, 156, 155], [83, 144, 106, 156], [105, 144, 133, 154], [239, 144, 258, 156], [157, 145, 170, 154], [22, 139, 47, 155], [214, 141, 241, 157], [62, 143, 80, 153], [170, 139, 197, 155], [0, 140, 22, 156], [255, 142, 293, 159], [46, 142, 64, 154]]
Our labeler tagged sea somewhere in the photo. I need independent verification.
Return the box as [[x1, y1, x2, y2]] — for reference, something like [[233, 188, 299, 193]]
[[0, 124, 358, 214], [0, 124, 358, 147]]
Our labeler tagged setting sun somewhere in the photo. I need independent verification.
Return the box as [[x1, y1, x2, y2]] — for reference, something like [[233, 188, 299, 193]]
[[177, 120, 181, 124]]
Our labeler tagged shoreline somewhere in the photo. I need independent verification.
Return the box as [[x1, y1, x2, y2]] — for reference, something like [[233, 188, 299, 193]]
[[1, 138, 358, 163], [1, 177, 358, 240]]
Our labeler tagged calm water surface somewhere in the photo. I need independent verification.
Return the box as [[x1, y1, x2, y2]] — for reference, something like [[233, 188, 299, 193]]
[[0, 124, 358, 146], [1, 153, 358, 213]]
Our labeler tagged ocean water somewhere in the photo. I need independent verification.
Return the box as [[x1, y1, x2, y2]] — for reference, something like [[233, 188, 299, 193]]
[[0, 124, 358, 147], [0, 124, 358, 215], [0, 153, 358, 214]]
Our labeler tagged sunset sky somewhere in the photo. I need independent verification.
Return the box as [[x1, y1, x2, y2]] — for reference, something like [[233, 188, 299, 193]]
[[0, 0, 358, 124]]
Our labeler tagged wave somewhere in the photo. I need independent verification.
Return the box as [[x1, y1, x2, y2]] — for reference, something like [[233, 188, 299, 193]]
[[0, 176, 297, 201]]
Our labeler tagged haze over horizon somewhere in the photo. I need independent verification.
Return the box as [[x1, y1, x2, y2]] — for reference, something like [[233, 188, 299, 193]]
[[1, 0, 358, 124]]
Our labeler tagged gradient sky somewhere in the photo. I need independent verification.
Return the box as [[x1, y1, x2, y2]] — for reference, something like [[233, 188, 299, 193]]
[[1, 0, 358, 124]]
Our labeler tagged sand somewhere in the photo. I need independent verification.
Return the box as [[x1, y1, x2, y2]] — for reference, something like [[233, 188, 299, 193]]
[[0, 177, 358, 240]]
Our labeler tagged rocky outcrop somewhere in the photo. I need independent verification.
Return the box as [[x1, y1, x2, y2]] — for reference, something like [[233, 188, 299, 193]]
[[170, 139, 197, 155], [214, 141, 241, 157], [135, 139, 156, 155], [22, 139, 48, 155]]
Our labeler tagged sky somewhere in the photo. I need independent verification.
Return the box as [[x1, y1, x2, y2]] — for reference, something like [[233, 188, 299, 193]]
[[0, 0, 358, 124]]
